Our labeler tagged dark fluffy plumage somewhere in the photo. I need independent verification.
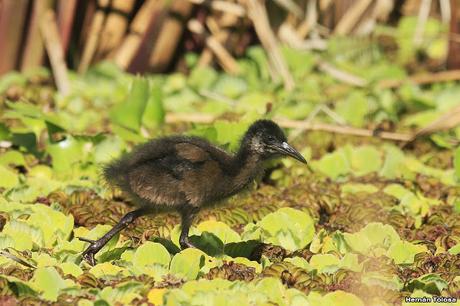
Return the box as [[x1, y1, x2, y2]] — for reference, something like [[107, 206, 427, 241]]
[[80, 120, 307, 265], [103, 135, 261, 210]]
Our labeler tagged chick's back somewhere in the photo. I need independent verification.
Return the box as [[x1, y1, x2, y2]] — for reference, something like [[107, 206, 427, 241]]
[[102, 136, 232, 209]]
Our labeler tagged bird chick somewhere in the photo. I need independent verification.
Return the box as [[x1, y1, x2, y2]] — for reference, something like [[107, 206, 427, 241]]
[[79, 119, 308, 265]]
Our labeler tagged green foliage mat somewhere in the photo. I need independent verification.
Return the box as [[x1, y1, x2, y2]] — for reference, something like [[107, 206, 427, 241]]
[[1, 18, 460, 305]]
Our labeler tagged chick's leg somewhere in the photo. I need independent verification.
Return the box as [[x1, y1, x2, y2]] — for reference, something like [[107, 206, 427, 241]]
[[179, 206, 200, 249], [79, 208, 148, 265]]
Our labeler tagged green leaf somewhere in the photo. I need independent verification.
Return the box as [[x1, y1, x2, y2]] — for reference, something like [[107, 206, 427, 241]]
[[242, 207, 315, 252], [281, 46, 316, 79], [2, 219, 44, 250], [189, 232, 225, 257], [110, 77, 149, 131], [188, 66, 218, 90], [448, 243, 460, 255], [349, 145, 382, 175], [93, 135, 125, 164], [0, 165, 19, 188], [97, 281, 143, 305], [406, 274, 448, 295], [0, 150, 25, 166], [309, 254, 340, 273], [224, 240, 261, 258], [361, 271, 403, 290], [380, 145, 407, 178], [343, 222, 401, 255], [47, 136, 85, 173], [214, 120, 251, 151], [28, 204, 74, 248], [387, 240, 427, 264], [30, 267, 74, 301], [336, 91, 369, 127], [212, 75, 247, 99], [454, 146, 460, 181], [133, 241, 171, 267], [309, 253, 361, 273], [0, 274, 37, 297], [90, 262, 128, 278], [341, 183, 378, 194], [196, 220, 241, 244], [142, 80, 165, 128], [170, 248, 206, 280], [313, 149, 350, 179], [319, 290, 364, 306]]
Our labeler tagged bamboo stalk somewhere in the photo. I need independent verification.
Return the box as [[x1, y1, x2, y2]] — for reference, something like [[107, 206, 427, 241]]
[[40, 10, 70, 95], [333, 0, 373, 35], [21, 0, 55, 72]]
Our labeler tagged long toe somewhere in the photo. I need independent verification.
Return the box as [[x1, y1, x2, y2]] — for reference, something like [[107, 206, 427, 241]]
[[180, 239, 197, 250], [80, 239, 103, 266], [82, 251, 96, 266]]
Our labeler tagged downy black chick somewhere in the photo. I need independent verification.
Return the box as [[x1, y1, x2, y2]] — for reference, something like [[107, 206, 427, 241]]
[[79, 119, 309, 265]]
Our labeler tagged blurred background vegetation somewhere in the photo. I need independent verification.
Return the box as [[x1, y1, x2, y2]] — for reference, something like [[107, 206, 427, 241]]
[[2, 1, 460, 305]]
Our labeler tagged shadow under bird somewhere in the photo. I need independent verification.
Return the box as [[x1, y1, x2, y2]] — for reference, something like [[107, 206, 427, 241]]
[[79, 119, 309, 265]]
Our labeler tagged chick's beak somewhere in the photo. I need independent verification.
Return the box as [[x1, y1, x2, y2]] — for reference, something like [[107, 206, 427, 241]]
[[277, 142, 308, 164]]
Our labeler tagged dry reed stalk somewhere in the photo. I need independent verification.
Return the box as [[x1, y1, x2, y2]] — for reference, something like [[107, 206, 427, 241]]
[[378, 70, 460, 89], [149, 1, 193, 72], [333, 0, 373, 35], [273, 0, 303, 18], [317, 60, 367, 87], [40, 10, 70, 95], [78, 0, 109, 74], [21, 0, 54, 72], [244, 0, 295, 90], [0, 0, 29, 75], [187, 0, 246, 17], [319, 0, 333, 12], [188, 19, 240, 74], [113, 0, 163, 70], [297, 0, 317, 38], [413, 0, 432, 46], [440, 0, 451, 24], [197, 15, 235, 68], [353, 0, 393, 35], [164, 113, 413, 141], [279, 22, 327, 50], [277, 118, 413, 141], [412, 104, 460, 138]]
